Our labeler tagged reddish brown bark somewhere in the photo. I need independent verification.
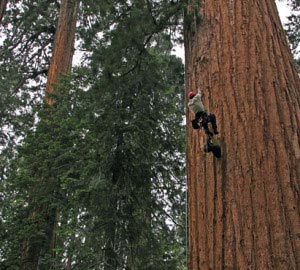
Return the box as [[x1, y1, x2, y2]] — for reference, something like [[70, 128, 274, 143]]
[[185, 0, 300, 269], [45, 0, 79, 104], [21, 1, 78, 269]]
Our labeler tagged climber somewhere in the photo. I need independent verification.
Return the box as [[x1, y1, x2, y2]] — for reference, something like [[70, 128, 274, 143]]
[[188, 90, 219, 136]]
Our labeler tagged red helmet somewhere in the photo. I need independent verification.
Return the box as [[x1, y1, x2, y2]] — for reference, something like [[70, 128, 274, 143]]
[[188, 91, 196, 99]]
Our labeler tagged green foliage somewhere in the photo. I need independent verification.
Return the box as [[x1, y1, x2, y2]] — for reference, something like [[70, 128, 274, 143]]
[[0, 0, 59, 168], [0, 1, 187, 269]]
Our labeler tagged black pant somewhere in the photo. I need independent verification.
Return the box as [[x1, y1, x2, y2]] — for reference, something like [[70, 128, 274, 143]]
[[194, 112, 218, 134]]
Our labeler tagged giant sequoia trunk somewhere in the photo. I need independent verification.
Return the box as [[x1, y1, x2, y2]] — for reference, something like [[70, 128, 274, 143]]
[[185, 0, 300, 269], [21, 0, 78, 269]]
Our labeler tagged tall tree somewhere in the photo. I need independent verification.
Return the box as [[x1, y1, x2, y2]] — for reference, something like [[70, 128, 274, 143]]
[[0, 2, 59, 267], [1, 1, 187, 269], [20, 0, 79, 269], [55, 1, 187, 268], [185, 0, 300, 269]]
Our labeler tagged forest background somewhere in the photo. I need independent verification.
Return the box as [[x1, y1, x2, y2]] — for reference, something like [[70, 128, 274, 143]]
[[0, 0, 299, 269]]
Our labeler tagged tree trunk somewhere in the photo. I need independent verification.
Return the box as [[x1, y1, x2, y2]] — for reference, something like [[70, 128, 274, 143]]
[[21, 205, 57, 270], [0, 0, 7, 23], [21, 1, 78, 269], [185, 0, 300, 269], [0, 0, 7, 19], [45, 0, 79, 104]]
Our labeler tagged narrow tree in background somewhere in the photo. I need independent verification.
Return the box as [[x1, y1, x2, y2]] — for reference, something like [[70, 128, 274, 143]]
[[46, 0, 79, 104], [20, 0, 79, 269], [185, 0, 300, 269]]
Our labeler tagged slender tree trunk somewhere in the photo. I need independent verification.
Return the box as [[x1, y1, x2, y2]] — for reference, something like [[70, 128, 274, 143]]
[[45, 0, 79, 104], [185, 0, 300, 269], [21, 1, 79, 269], [0, 0, 7, 23]]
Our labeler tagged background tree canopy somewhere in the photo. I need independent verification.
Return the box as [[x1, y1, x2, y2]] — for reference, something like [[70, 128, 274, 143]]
[[0, 0, 187, 269]]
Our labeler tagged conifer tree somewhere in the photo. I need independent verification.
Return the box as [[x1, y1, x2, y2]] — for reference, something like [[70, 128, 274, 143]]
[[47, 1, 186, 268], [1, 1, 187, 269], [185, 0, 300, 269], [17, 0, 79, 269]]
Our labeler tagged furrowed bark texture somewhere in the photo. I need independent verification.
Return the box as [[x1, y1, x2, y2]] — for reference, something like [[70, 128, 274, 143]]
[[185, 0, 300, 269], [45, 0, 78, 104]]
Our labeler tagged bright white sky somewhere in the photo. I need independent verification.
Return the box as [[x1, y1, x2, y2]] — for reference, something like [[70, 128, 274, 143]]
[[276, 0, 291, 23]]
